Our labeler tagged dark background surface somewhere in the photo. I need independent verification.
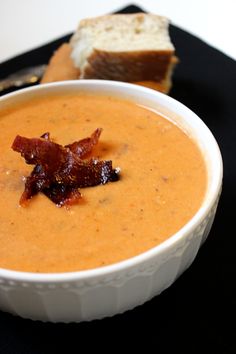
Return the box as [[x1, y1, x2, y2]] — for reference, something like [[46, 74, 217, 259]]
[[0, 5, 236, 354]]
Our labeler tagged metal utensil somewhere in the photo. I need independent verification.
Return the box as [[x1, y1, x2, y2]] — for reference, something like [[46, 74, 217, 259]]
[[0, 64, 46, 92]]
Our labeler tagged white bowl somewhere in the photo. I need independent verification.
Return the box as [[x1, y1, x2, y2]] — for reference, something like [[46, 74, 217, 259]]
[[0, 80, 223, 322]]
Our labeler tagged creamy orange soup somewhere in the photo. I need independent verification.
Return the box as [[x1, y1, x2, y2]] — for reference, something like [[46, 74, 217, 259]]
[[0, 94, 206, 273]]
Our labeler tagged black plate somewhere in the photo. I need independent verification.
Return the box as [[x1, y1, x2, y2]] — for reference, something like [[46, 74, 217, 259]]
[[0, 5, 236, 354]]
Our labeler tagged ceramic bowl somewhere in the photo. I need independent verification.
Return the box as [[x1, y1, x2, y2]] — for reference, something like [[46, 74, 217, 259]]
[[0, 80, 223, 322]]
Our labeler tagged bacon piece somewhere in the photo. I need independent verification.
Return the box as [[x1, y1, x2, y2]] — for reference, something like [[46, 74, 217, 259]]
[[19, 165, 50, 206], [19, 133, 52, 206], [42, 184, 82, 207], [12, 136, 116, 186], [19, 164, 82, 207], [65, 128, 102, 158], [11, 130, 119, 207]]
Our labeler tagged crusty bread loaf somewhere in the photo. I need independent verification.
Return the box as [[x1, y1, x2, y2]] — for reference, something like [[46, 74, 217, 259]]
[[70, 13, 176, 92], [41, 14, 177, 94]]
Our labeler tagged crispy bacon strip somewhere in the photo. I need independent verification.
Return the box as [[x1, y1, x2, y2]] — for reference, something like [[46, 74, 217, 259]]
[[19, 165, 49, 206], [19, 133, 52, 205], [12, 136, 116, 186], [65, 128, 102, 158], [43, 184, 82, 207], [12, 129, 119, 207]]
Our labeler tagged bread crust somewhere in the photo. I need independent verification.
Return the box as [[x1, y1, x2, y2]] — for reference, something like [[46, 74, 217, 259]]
[[81, 49, 174, 82]]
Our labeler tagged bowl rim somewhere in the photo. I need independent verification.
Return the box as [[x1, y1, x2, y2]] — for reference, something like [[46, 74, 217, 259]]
[[0, 80, 223, 283]]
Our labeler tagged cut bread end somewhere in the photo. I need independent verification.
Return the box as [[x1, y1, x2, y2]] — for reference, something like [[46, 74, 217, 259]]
[[70, 13, 176, 89]]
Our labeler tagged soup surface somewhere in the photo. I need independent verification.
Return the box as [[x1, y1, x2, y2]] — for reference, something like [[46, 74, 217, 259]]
[[0, 93, 206, 272]]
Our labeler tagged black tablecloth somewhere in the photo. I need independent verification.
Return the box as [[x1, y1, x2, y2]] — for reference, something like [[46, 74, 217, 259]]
[[0, 5, 235, 354]]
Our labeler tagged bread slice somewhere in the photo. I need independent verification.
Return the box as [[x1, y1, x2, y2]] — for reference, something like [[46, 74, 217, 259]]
[[70, 13, 176, 91], [41, 43, 80, 84]]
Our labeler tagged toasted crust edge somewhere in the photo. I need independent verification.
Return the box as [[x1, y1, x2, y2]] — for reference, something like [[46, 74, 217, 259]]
[[80, 49, 174, 82]]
